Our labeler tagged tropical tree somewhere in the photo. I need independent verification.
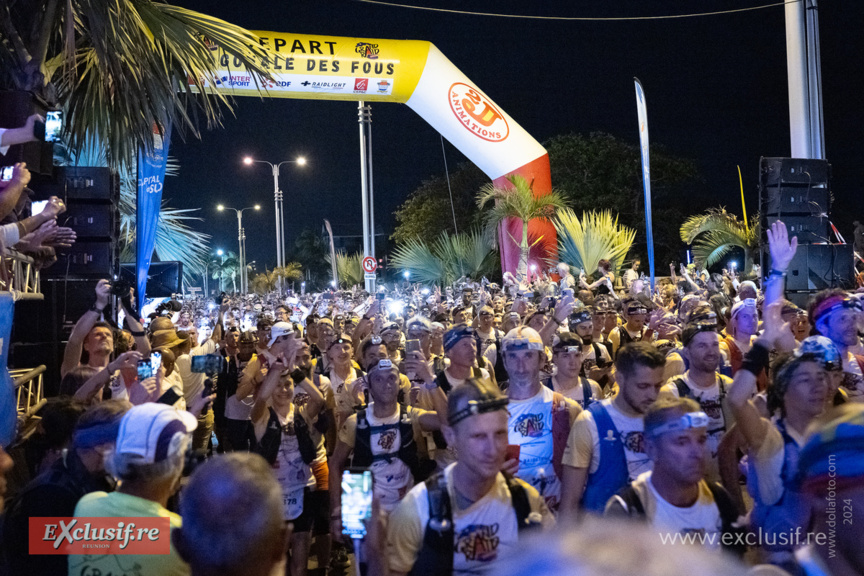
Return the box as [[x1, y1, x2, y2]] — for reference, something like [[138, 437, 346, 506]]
[[477, 175, 567, 279], [390, 230, 497, 285], [211, 251, 240, 292], [680, 208, 760, 273], [329, 252, 364, 288], [0, 0, 272, 167], [249, 264, 303, 294], [554, 209, 636, 276]]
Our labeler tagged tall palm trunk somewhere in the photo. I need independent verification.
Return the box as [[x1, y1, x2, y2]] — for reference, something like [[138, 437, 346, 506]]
[[518, 219, 530, 279]]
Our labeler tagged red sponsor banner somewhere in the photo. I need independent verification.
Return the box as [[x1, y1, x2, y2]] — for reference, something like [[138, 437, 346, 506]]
[[29, 517, 171, 555]]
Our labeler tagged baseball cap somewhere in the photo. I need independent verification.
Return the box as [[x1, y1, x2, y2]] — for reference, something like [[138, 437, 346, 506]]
[[501, 326, 544, 353], [443, 324, 475, 351], [796, 335, 842, 371], [681, 321, 718, 347], [624, 301, 648, 315], [380, 322, 400, 334], [552, 332, 583, 352], [731, 298, 758, 319], [327, 334, 353, 350], [267, 322, 294, 347], [114, 403, 197, 465], [367, 358, 399, 376], [569, 308, 593, 326]]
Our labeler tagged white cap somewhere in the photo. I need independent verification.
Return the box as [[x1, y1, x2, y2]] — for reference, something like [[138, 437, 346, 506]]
[[114, 403, 198, 464], [268, 321, 294, 347]]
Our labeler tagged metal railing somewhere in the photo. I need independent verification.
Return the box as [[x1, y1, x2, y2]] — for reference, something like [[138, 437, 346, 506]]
[[11, 365, 46, 421], [2, 249, 42, 297]]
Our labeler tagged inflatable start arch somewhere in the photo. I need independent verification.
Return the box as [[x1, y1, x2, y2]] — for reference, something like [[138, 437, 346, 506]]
[[205, 32, 556, 276]]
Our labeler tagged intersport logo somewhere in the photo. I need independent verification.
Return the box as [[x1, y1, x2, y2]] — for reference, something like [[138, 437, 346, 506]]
[[29, 517, 171, 555]]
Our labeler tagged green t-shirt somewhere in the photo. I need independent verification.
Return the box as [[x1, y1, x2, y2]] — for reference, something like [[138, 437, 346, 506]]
[[67, 491, 189, 576]]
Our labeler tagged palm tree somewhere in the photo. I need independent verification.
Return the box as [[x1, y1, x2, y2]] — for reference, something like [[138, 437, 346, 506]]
[[328, 252, 364, 288], [211, 251, 240, 292], [680, 208, 760, 273], [0, 0, 272, 167], [250, 264, 303, 294], [477, 175, 567, 279], [554, 209, 636, 276], [391, 229, 496, 285]]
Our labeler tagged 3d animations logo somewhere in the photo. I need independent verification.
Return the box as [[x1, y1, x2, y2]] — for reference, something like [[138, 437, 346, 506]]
[[448, 82, 509, 142]]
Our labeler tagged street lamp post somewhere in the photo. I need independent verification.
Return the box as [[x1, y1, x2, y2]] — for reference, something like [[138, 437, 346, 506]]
[[218, 203, 261, 293], [243, 155, 306, 291], [216, 249, 225, 292]]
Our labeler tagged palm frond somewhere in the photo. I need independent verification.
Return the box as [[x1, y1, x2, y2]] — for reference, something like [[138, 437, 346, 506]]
[[391, 239, 447, 284], [680, 207, 761, 272], [327, 252, 364, 288], [554, 209, 636, 273], [51, 1, 274, 168]]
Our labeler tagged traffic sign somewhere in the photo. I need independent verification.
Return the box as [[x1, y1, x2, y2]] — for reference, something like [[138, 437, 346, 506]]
[[362, 257, 378, 273]]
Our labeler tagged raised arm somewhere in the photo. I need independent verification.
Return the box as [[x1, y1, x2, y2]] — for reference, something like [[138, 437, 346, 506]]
[[538, 294, 575, 346], [73, 351, 142, 403], [61, 279, 111, 379], [0, 163, 31, 222], [764, 220, 797, 306]]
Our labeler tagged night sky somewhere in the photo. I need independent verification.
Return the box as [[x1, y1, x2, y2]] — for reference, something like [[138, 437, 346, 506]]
[[166, 0, 864, 276]]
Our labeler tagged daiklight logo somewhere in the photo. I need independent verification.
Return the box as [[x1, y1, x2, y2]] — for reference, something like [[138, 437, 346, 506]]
[[29, 517, 171, 555], [448, 82, 509, 142]]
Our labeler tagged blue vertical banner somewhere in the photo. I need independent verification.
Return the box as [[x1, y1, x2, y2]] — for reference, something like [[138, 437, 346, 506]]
[[0, 293, 17, 446], [634, 78, 655, 290], [136, 122, 172, 314]]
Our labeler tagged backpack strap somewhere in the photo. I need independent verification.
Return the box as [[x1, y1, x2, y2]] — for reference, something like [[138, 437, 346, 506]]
[[503, 474, 541, 532], [410, 472, 454, 576], [542, 376, 555, 391], [706, 482, 746, 557], [580, 377, 593, 408], [607, 484, 645, 518], [674, 378, 690, 399]]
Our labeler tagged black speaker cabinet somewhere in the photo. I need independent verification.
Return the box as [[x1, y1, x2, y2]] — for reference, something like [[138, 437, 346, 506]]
[[765, 215, 830, 245], [761, 185, 830, 216], [760, 157, 831, 187], [120, 262, 183, 298], [34, 166, 120, 202], [61, 201, 118, 240], [42, 241, 119, 278], [763, 244, 854, 292]]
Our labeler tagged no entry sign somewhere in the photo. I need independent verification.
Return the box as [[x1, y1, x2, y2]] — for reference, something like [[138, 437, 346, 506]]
[[362, 257, 378, 273]]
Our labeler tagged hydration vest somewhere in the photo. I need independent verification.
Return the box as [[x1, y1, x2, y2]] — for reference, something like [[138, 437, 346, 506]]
[[409, 471, 539, 576], [613, 480, 745, 557], [351, 405, 426, 481], [255, 407, 318, 466], [748, 419, 808, 553], [542, 375, 595, 408], [673, 376, 733, 435], [580, 402, 631, 513]]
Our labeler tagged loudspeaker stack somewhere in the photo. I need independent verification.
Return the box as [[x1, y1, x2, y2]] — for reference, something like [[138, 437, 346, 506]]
[[10, 167, 121, 395], [759, 157, 854, 309]]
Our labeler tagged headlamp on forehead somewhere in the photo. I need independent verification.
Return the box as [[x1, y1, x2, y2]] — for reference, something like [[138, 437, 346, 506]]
[[369, 358, 398, 374], [369, 335, 382, 345], [813, 295, 862, 324], [564, 346, 581, 354], [648, 411, 710, 437], [501, 337, 544, 353], [448, 397, 510, 426]]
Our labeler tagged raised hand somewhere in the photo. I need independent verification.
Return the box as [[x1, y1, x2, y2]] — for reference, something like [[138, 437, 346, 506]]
[[756, 302, 796, 353], [766, 220, 798, 272], [95, 279, 111, 309]]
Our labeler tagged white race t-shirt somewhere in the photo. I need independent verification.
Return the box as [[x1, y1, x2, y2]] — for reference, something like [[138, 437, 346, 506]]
[[644, 472, 722, 551], [271, 405, 316, 520], [507, 386, 560, 510], [386, 464, 554, 576]]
